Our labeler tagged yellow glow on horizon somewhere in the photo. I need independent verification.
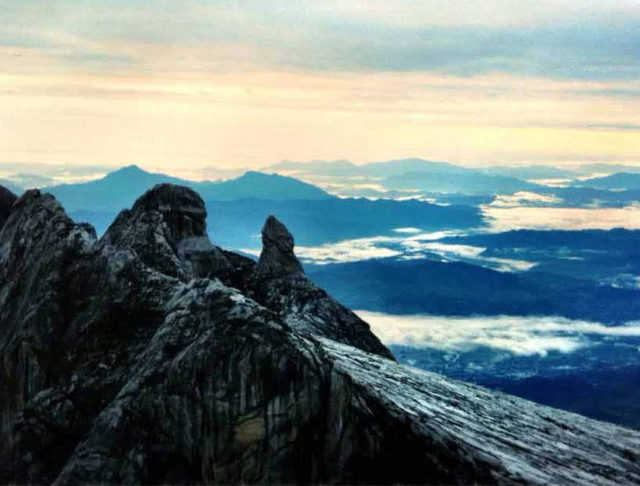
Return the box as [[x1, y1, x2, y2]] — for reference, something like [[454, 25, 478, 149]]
[[1, 70, 639, 171]]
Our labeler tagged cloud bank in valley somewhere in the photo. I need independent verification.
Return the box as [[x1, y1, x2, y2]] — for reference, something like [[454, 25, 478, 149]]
[[357, 311, 640, 356], [282, 230, 535, 271], [482, 204, 640, 232]]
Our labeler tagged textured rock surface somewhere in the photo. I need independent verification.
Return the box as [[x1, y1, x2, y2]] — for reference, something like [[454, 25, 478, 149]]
[[247, 273, 394, 360], [0, 185, 17, 230], [1, 184, 639, 485]]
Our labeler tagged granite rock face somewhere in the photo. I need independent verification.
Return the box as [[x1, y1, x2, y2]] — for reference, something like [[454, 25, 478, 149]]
[[1, 183, 640, 485]]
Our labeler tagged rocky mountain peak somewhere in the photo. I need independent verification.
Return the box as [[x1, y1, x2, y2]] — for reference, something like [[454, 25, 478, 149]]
[[131, 182, 207, 240], [1, 184, 640, 485], [102, 183, 229, 279], [0, 184, 17, 230], [255, 215, 304, 278]]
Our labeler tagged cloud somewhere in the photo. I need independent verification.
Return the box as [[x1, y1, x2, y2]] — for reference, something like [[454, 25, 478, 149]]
[[2, 1, 640, 80], [482, 204, 640, 231], [356, 311, 640, 356], [291, 230, 535, 271], [2, 2, 640, 168], [296, 236, 402, 264], [400, 240, 537, 271], [0, 162, 114, 184], [489, 191, 563, 208]]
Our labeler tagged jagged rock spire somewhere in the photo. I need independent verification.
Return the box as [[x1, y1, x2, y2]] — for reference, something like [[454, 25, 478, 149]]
[[255, 215, 304, 278]]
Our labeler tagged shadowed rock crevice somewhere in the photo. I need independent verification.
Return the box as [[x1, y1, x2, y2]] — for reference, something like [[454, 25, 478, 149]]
[[0, 185, 17, 231]]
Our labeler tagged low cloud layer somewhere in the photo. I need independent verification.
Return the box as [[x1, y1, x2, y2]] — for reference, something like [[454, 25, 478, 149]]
[[488, 191, 563, 208], [482, 204, 640, 231], [290, 230, 535, 271], [357, 311, 640, 356]]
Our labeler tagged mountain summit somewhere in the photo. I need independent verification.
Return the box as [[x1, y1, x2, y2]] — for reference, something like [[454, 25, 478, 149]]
[[0, 183, 639, 485], [102, 183, 230, 279]]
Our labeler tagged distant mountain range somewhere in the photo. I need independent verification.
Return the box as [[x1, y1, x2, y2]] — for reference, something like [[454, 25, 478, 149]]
[[270, 158, 544, 196], [382, 170, 539, 195], [480, 165, 579, 180], [5, 158, 640, 203], [272, 158, 640, 180], [273, 158, 481, 179], [269, 158, 640, 198], [272, 158, 574, 179], [33, 165, 484, 247], [47, 165, 331, 212]]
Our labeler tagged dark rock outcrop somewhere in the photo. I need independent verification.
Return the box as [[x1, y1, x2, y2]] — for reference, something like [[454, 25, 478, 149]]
[[0, 184, 17, 230], [1, 184, 639, 485], [255, 215, 304, 278], [102, 183, 230, 280]]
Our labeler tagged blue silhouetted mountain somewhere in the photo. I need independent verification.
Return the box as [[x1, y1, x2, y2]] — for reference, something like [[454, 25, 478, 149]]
[[269, 158, 541, 195], [271, 158, 469, 178], [571, 172, 640, 191], [48, 165, 185, 211], [48, 165, 332, 211], [382, 170, 539, 194], [198, 171, 330, 201], [576, 163, 640, 175], [361, 158, 471, 178], [481, 165, 577, 180]]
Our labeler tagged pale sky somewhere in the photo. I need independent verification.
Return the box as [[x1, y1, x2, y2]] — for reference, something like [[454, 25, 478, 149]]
[[1, 0, 640, 175]]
